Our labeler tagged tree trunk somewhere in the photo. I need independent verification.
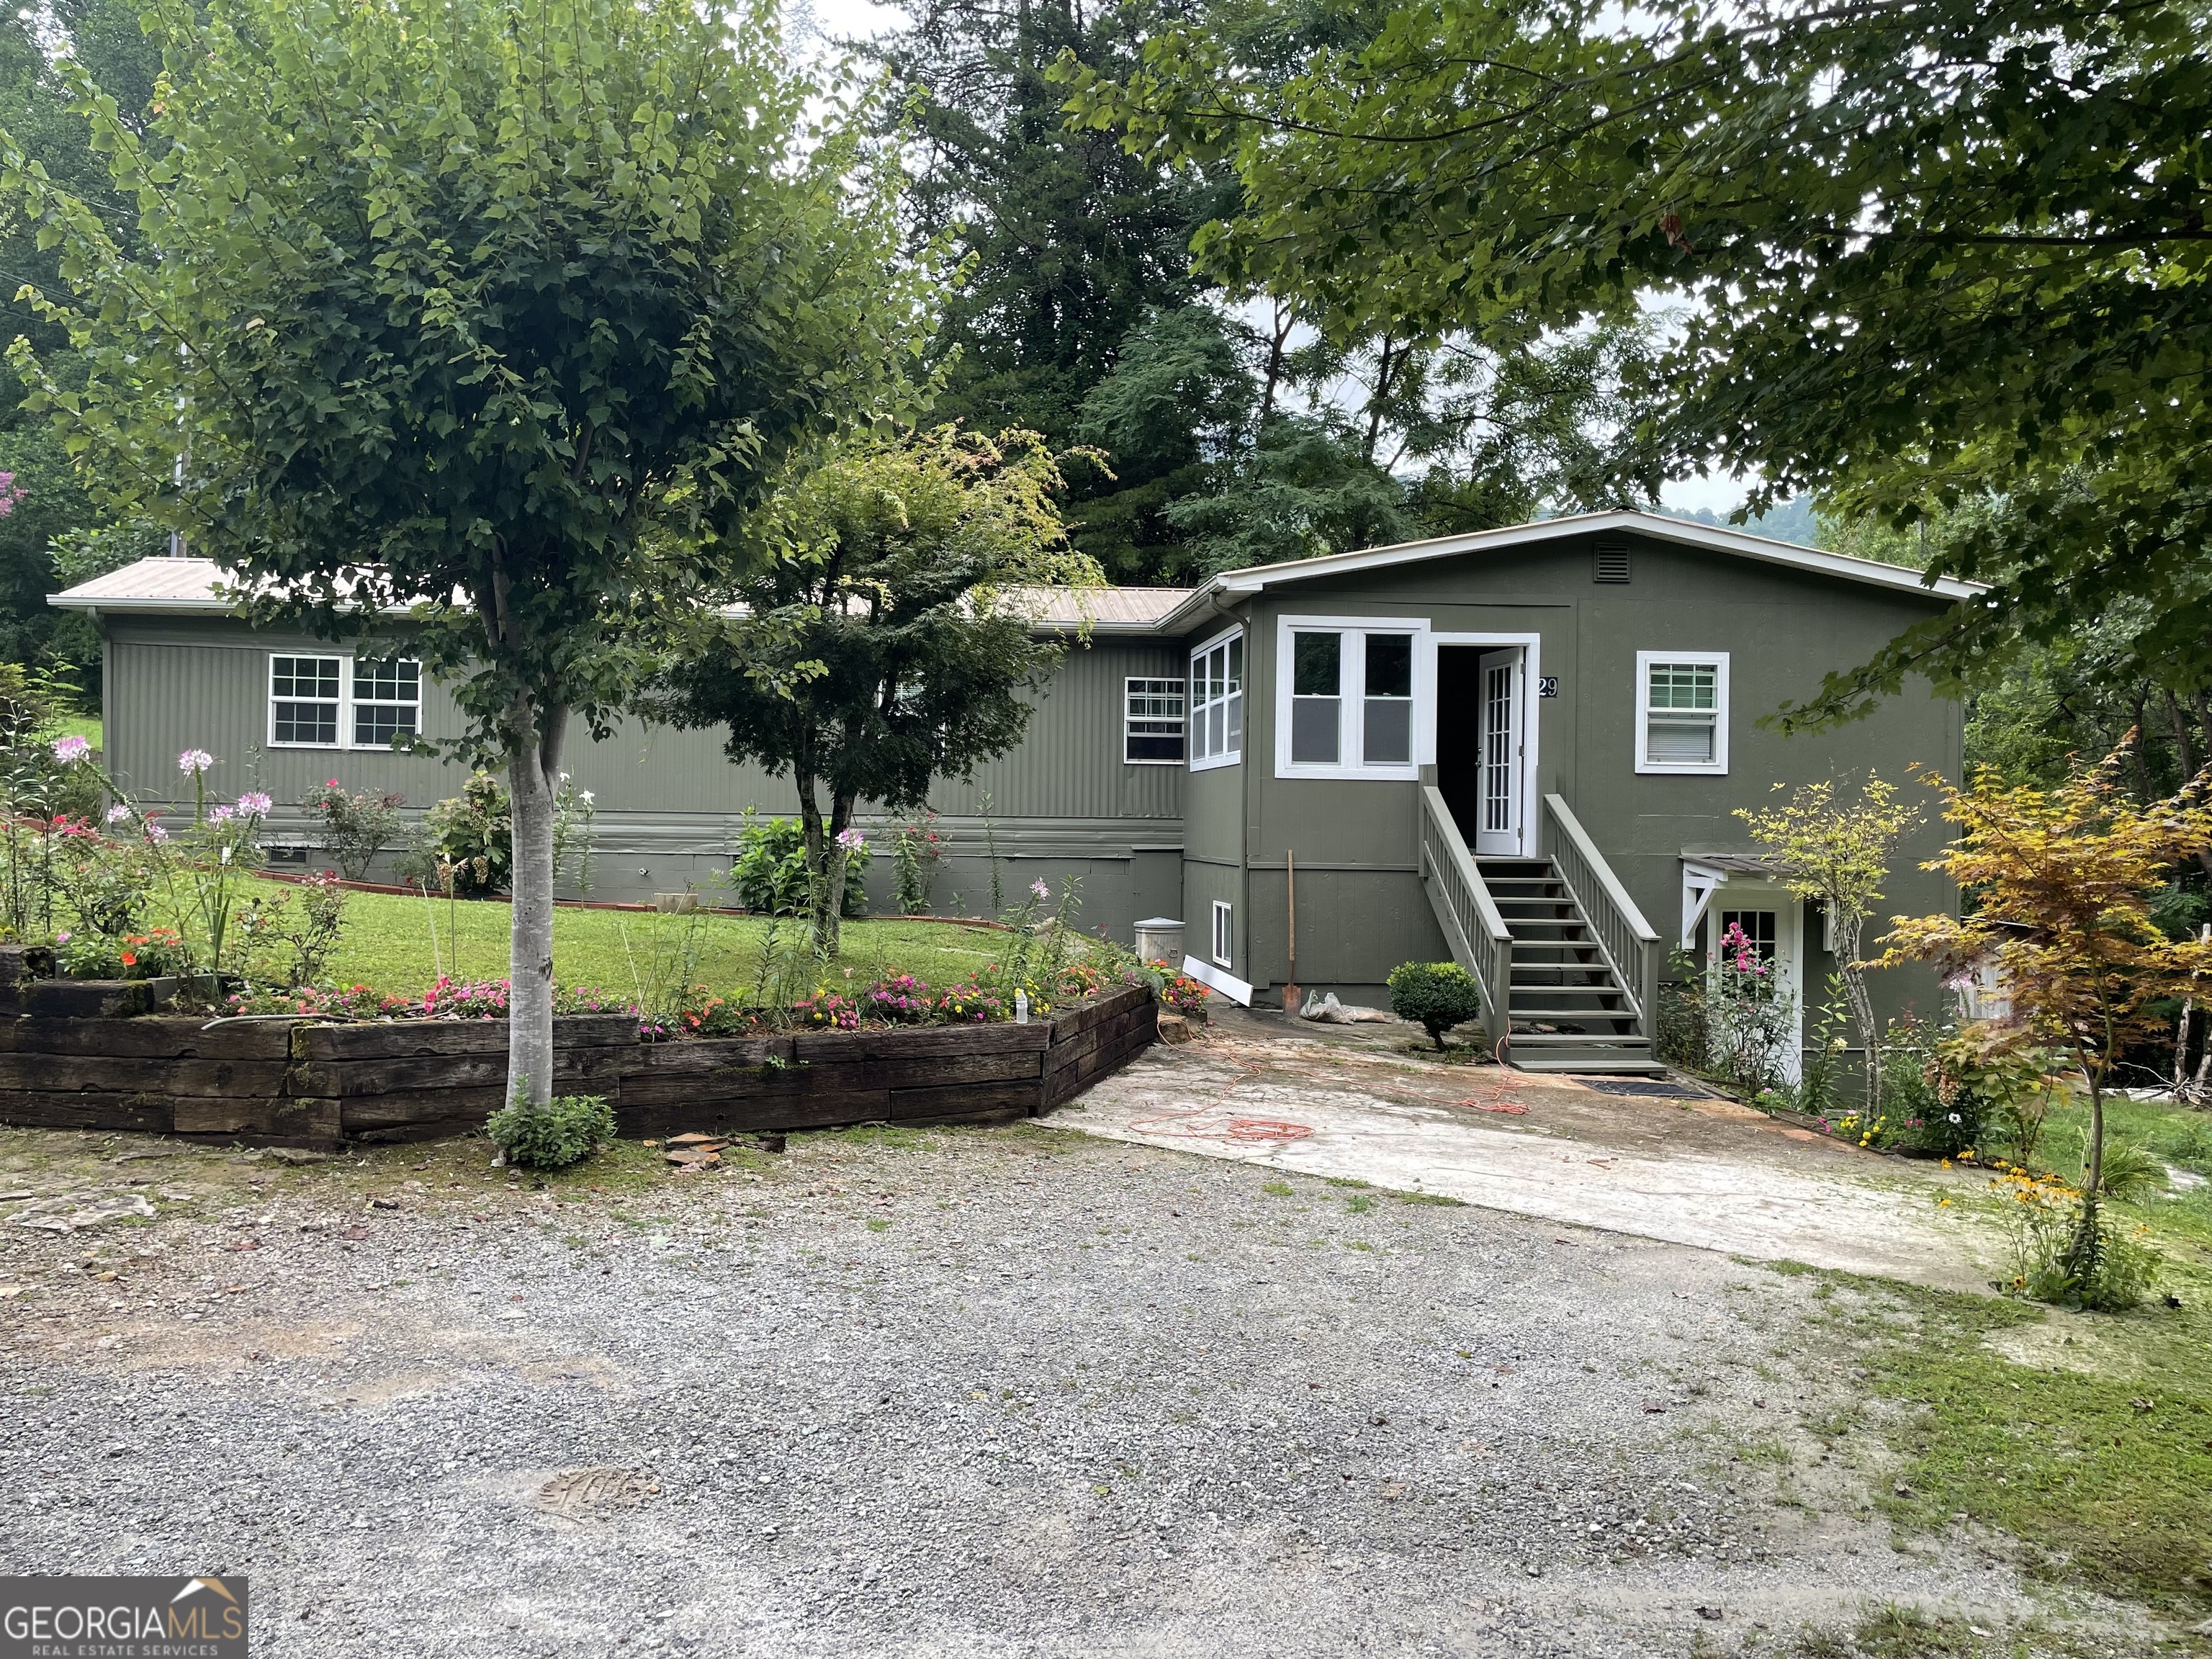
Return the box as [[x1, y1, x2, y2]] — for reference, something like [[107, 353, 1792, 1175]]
[[817, 791, 859, 961], [1835, 912, 1881, 1116], [507, 696, 568, 1110], [2180, 924, 2212, 1105], [796, 764, 835, 959]]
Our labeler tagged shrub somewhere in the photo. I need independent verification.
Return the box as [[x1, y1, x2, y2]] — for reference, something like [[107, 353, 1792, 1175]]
[[731, 811, 868, 917], [891, 812, 944, 914], [406, 770, 513, 896], [1388, 961, 1483, 1050], [485, 1089, 617, 1172], [397, 770, 595, 897], [302, 778, 405, 880]]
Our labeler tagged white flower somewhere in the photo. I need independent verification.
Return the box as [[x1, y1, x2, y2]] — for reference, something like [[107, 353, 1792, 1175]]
[[207, 804, 234, 824], [145, 824, 169, 843], [50, 735, 90, 764], [236, 791, 274, 817], [1030, 878, 1051, 900], [104, 804, 132, 825], [579, 790, 595, 804], [178, 748, 214, 774]]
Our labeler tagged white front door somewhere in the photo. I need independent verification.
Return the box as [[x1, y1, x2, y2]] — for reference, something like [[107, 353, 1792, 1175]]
[[1475, 647, 1524, 855]]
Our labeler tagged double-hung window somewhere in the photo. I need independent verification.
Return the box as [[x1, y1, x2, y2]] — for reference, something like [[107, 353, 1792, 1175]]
[[351, 659, 421, 747], [1189, 629, 1243, 769], [269, 654, 423, 750], [1124, 677, 1185, 764], [270, 656, 342, 746], [1275, 617, 1426, 779], [1635, 650, 1729, 773]]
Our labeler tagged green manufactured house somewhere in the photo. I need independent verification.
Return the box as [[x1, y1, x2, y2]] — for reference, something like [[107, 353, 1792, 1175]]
[[52, 510, 1972, 1074]]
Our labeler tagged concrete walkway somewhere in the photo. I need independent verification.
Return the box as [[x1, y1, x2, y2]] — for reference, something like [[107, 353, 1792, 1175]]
[[1048, 1008, 2000, 1292]]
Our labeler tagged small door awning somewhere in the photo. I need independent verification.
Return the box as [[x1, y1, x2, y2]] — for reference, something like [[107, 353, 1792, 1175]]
[[1677, 848, 1786, 948]]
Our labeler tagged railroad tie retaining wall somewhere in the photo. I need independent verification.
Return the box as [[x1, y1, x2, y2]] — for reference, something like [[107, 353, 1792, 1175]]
[[0, 983, 1158, 1150]]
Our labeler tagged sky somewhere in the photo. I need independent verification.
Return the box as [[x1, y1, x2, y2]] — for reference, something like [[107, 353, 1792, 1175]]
[[777, 0, 1754, 521]]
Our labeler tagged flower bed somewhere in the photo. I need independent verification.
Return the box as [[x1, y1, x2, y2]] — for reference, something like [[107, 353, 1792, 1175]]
[[0, 968, 1159, 1149]]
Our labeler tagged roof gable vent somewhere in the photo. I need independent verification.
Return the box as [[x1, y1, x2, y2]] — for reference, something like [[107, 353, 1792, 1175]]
[[1592, 544, 1632, 583]]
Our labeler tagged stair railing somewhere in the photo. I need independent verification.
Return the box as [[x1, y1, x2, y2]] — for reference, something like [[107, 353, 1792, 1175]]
[[1417, 786, 1514, 1049], [1539, 793, 1661, 1030]]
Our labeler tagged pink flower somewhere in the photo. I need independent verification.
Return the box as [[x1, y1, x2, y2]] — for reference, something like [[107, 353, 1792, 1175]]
[[1030, 878, 1051, 900], [836, 827, 867, 851], [236, 791, 274, 817], [104, 804, 131, 825], [179, 749, 214, 774], [145, 824, 169, 843], [207, 805, 234, 824], [50, 735, 90, 764]]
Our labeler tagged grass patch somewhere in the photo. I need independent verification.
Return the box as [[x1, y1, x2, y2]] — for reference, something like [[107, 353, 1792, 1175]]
[[1789, 1256, 2212, 1614], [282, 877, 1001, 998], [1261, 1179, 1293, 1197]]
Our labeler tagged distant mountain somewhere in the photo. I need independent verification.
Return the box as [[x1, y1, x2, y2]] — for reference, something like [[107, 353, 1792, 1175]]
[[1663, 496, 1822, 549]]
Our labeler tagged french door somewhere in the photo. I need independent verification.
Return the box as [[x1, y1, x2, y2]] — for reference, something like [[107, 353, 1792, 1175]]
[[1475, 647, 1524, 855]]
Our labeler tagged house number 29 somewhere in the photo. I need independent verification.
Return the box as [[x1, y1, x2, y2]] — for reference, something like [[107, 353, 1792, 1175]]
[[1537, 675, 1560, 698]]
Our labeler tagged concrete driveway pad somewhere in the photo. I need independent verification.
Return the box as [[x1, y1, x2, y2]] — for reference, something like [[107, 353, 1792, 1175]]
[[1053, 1010, 1996, 1292]]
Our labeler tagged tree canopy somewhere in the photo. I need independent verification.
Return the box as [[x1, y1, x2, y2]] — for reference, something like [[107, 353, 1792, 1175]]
[[0, 0, 931, 1100], [651, 426, 1098, 953], [1070, 0, 2211, 714]]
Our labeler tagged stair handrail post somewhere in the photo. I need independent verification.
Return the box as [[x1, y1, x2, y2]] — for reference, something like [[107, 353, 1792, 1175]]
[[1417, 786, 1513, 1048], [1539, 793, 1661, 1022]]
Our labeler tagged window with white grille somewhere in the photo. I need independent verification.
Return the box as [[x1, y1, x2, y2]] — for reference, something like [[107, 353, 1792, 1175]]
[[1635, 650, 1728, 774], [269, 654, 424, 750], [1189, 629, 1243, 769], [1125, 677, 1184, 764]]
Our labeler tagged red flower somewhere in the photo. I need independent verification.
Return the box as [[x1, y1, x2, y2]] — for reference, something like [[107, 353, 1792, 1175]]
[[120, 952, 138, 967]]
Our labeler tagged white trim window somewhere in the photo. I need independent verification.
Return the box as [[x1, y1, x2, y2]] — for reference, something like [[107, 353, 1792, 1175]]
[[269, 652, 423, 750], [1274, 616, 1428, 779], [351, 657, 421, 747], [269, 655, 342, 746], [1124, 676, 1185, 764], [1635, 650, 1729, 774], [1211, 899, 1233, 968], [1189, 629, 1244, 770]]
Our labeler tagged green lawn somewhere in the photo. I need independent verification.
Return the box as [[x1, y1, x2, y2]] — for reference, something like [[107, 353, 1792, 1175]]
[[273, 878, 1007, 999], [54, 713, 101, 750], [1789, 1088, 2212, 1620]]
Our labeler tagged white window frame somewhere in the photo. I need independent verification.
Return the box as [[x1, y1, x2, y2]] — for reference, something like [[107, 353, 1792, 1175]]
[[1211, 899, 1233, 968], [1635, 649, 1730, 775], [1274, 615, 1431, 781], [1123, 675, 1186, 765], [1188, 626, 1244, 773], [267, 652, 424, 751]]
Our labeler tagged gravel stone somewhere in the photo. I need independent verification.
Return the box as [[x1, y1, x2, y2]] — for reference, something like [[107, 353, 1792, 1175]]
[[0, 1123, 2149, 1655]]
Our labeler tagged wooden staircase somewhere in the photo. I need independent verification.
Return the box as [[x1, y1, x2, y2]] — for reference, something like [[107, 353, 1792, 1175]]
[[1475, 856, 1663, 1073], [1416, 786, 1667, 1076]]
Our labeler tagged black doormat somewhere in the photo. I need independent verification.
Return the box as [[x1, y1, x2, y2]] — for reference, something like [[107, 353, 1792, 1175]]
[[1575, 1076, 1712, 1099]]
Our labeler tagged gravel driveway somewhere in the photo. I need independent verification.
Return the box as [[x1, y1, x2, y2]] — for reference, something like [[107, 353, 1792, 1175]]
[[0, 1120, 2144, 1657]]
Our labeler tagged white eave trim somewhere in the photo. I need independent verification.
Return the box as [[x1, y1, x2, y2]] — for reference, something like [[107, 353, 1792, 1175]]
[[1154, 509, 1984, 634]]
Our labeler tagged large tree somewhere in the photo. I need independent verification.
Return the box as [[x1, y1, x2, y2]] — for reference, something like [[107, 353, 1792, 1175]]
[[651, 426, 1097, 955], [1072, 0, 2211, 711], [865, 0, 1239, 581], [1, 0, 930, 1103], [0, 0, 164, 688]]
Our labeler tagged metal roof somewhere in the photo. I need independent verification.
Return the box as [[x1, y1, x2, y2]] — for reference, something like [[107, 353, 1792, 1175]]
[[48, 557, 239, 611], [48, 557, 1195, 637]]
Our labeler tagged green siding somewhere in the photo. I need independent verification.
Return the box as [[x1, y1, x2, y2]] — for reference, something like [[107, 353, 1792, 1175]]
[[99, 618, 1188, 932], [1172, 527, 1961, 1007]]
